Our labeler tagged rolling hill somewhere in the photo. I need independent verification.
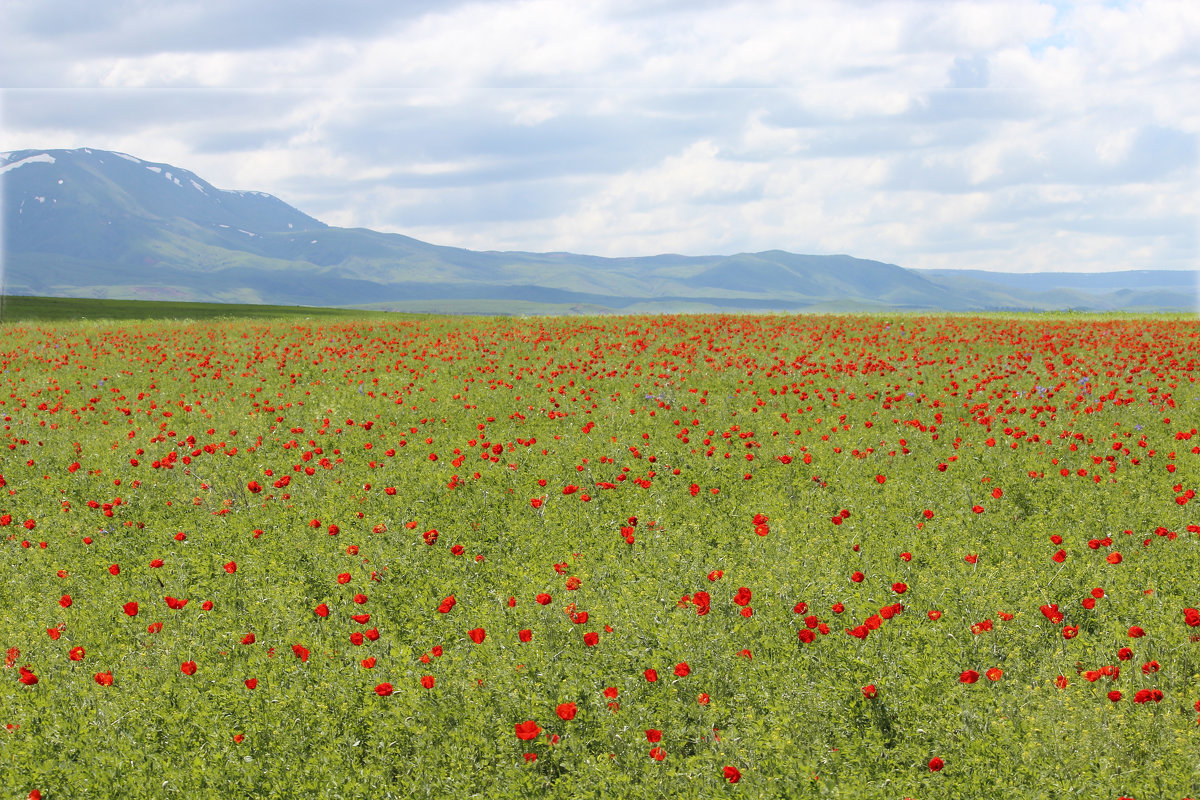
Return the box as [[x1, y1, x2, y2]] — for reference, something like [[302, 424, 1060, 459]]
[[3, 147, 1195, 314]]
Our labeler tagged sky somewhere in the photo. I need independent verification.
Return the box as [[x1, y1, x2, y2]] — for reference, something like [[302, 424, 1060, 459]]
[[1, 0, 1197, 273]]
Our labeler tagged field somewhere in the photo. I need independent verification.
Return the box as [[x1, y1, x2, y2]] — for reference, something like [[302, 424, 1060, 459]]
[[1, 309, 1198, 799]]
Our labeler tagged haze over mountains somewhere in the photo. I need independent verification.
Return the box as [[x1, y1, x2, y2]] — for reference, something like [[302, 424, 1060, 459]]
[[3, 148, 1196, 315]]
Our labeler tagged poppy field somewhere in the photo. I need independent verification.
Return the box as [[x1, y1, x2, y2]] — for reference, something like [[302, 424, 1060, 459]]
[[2, 311, 1198, 799]]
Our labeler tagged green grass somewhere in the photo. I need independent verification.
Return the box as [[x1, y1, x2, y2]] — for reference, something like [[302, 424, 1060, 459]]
[[0, 294, 403, 323], [1, 312, 1198, 799]]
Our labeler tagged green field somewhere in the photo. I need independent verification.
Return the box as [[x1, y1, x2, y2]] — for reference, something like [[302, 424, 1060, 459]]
[[0, 294, 399, 323], [1, 310, 1198, 799]]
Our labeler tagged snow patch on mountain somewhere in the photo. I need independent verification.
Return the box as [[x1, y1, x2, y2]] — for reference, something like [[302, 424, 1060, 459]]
[[0, 153, 56, 175]]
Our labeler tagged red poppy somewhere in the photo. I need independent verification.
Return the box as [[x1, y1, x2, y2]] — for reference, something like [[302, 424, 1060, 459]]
[[94, 671, 113, 686], [375, 683, 394, 697], [645, 668, 658, 682], [421, 675, 435, 689], [123, 601, 139, 617], [556, 702, 577, 721], [438, 595, 456, 613], [645, 729, 662, 743], [18, 667, 38, 686], [723, 766, 741, 783], [109, 564, 120, 576], [314, 603, 329, 617], [68, 647, 85, 661], [649, 746, 666, 761], [929, 757, 944, 772], [514, 720, 541, 741], [959, 670, 979, 684], [292, 644, 310, 662], [986, 668, 1003, 681], [180, 661, 197, 675], [223, 561, 237, 574], [468, 628, 486, 644], [674, 662, 690, 678], [59, 595, 72, 609], [582, 631, 598, 647], [245, 678, 257, 689]]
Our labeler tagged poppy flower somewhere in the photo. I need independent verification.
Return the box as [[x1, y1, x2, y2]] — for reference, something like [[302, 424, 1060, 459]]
[[19, 668, 39, 686], [892, 582, 908, 594], [698, 693, 710, 705], [361, 657, 376, 669], [68, 647, 85, 661], [582, 631, 598, 647], [438, 595, 456, 613], [514, 720, 541, 741], [109, 564, 120, 576], [645, 668, 658, 682], [245, 678, 257, 689], [723, 766, 741, 783], [649, 747, 665, 761], [986, 668, 1003, 681], [468, 628, 486, 644], [863, 684, 877, 698], [375, 683, 394, 697], [556, 702, 577, 721], [421, 675, 435, 689], [1108, 690, 1122, 702], [959, 670, 979, 684], [223, 561, 237, 574], [59, 595, 72, 609], [645, 729, 662, 743], [292, 644, 310, 662], [535, 593, 552, 605], [314, 604, 329, 617], [180, 661, 197, 675], [94, 671, 113, 686], [519, 629, 533, 642], [123, 601, 139, 617], [929, 757, 944, 772], [1128, 626, 1145, 638], [1054, 674, 1069, 689], [1062, 626, 1078, 639], [674, 662, 690, 678]]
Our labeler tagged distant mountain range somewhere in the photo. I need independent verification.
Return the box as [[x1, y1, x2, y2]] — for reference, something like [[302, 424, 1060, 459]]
[[3, 148, 1196, 315]]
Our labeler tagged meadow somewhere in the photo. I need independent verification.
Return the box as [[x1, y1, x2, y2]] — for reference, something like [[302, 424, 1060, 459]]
[[1, 309, 1197, 799]]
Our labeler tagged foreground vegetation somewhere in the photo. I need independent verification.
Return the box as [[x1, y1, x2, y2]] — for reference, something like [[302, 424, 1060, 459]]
[[1, 311, 1197, 799]]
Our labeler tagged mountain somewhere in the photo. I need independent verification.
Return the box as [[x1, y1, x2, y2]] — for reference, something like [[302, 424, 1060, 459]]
[[3, 147, 1196, 314]]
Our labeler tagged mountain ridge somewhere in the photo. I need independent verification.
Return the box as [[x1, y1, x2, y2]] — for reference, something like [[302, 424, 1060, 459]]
[[3, 147, 1196, 314]]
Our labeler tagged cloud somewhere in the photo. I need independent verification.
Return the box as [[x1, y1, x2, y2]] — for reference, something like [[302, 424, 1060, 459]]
[[1, 0, 1196, 273]]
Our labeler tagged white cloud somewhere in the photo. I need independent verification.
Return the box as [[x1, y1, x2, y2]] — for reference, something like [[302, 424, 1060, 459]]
[[1, 0, 1196, 273]]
